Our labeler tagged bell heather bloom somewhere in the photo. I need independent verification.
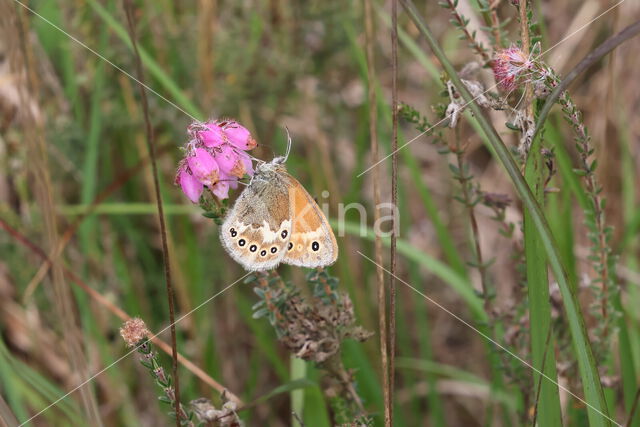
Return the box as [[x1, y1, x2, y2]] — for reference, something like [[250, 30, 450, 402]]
[[199, 125, 226, 148], [176, 166, 203, 203], [188, 148, 220, 186], [176, 119, 256, 202], [221, 120, 257, 150], [492, 45, 533, 91], [211, 180, 230, 200], [215, 144, 254, 178]]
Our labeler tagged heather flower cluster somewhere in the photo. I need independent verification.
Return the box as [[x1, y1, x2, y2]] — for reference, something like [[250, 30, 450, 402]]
[[176, 120, 257, 202]]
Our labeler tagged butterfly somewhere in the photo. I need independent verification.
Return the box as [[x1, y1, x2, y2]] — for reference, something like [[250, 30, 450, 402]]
[[219, 132, 338, 271]]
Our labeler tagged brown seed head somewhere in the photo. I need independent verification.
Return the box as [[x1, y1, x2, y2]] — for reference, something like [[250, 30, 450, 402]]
[[120, 317, 150, 347]]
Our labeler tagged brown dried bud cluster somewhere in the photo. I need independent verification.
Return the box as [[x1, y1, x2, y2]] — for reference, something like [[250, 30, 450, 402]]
[[191, 397, 241, 427], [119, 317, 150, 347], [278, 294, 373, 364]]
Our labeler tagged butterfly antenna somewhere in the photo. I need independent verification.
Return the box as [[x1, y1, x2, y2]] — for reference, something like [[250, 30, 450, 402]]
[[284, 126, 292, 162]]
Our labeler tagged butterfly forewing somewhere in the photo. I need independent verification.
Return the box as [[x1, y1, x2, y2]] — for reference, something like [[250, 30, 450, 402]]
[[220, 170, 292, 271]]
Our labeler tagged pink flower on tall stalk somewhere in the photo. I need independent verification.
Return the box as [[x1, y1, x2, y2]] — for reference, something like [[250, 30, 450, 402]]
[[176, 119, 257, 202], [492, 45, 533, 91]]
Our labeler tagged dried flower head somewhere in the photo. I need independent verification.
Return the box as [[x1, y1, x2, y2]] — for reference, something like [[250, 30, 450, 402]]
[[191, 397, 242, 426], [120, 318, 150, 347], [176, 119, 257, 202], [492, 46, 533, 91], [277, 293, 372, 363]]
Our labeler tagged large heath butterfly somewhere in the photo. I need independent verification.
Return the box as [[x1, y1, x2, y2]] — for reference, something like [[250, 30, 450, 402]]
[[219, 132, 338, 271]]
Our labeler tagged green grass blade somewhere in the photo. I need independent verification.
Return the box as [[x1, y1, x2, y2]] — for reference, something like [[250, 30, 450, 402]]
[[524, 137, 563, 426], [290, 356, 306, 426]]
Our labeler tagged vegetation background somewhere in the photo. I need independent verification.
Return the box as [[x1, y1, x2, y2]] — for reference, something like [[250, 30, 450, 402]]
[[0, 0, 639, 426]]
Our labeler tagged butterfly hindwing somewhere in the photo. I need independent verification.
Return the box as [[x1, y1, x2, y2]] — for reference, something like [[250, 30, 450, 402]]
[[282, 174, 338, 268], [220, 170, 292, 271]]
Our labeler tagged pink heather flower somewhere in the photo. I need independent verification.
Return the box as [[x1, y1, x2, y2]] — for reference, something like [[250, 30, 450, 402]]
[[237, 150, 254, 177], [199, 122, 226, 147], [177, 119, 256, 203], [492, 46, 532, 91], [222, 121, 257, 150], [215, 144, 255, 178], [187, 148, 220, 186], [211, 180, 230, 200], [177, 167, 203, 203]]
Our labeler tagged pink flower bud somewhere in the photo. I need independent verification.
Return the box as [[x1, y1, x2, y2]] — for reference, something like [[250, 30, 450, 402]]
[[222, 121, 257, 150], [187, 148, 220, 186], [177, 167, 204, 203]]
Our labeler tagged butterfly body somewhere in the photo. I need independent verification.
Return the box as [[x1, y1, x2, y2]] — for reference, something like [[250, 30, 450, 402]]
[[220, 157, 337, 271]]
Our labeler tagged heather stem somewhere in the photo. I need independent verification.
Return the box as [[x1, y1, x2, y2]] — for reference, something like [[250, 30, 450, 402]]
[[452, 128, 491, 314], [444, 0, 490, 62], [559, 89, 611, 338], [489, 0, 503, 48], [322, 353, 366, 416]]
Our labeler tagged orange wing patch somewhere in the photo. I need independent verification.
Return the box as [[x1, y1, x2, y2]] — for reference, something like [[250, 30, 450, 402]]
[[290, 181, 323, 231], [283, 177, 337, 267]]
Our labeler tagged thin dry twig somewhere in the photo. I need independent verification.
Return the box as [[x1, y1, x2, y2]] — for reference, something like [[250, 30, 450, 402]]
[[363, 1, 390, 424], [389, 0, 399, 424], [121, 2, 180, 425]]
